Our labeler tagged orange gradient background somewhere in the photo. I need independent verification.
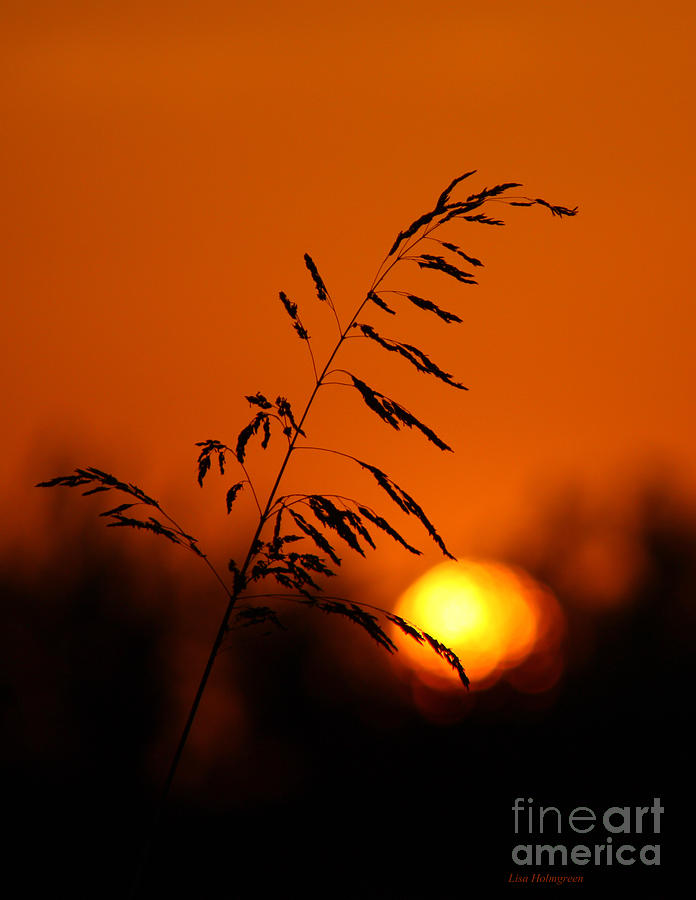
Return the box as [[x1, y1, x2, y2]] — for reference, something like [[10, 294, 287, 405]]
[[2, 0, 695, 605]]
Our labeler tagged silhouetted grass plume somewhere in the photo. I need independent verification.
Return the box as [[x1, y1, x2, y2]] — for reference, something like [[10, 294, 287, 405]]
[[36, 171, 576, 892]]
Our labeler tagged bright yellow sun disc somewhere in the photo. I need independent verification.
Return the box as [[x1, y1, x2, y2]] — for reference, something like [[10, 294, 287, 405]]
[[395, 560, 560, 688]]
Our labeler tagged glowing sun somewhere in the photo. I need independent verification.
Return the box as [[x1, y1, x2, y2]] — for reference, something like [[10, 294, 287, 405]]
[[394, 559, 563, 690]]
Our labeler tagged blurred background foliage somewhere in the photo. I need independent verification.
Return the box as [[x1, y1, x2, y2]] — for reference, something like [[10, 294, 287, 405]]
[[2, 470, 692, 897]]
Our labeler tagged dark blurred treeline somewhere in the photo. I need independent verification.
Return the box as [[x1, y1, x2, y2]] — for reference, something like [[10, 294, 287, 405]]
[[1, 481, 693, 898]]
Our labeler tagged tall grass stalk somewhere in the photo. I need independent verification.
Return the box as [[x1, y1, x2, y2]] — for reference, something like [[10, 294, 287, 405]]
[[37, 171, 576, 893]]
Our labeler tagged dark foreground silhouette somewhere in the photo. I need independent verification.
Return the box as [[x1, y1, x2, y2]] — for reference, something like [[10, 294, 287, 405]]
[[2, 482, 692, 898]]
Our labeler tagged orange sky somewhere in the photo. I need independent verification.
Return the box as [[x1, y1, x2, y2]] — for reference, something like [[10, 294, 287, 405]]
[[2, 0, 695, 597]]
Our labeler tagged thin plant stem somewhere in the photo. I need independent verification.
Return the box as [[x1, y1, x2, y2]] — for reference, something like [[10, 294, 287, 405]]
[[304, 334, 319, 384], [132, 227, 417, 895], [240, 464, 263, 518]]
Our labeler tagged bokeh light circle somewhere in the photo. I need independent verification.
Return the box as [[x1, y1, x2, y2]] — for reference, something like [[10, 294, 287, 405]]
[[394, 559, 564, 691]]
